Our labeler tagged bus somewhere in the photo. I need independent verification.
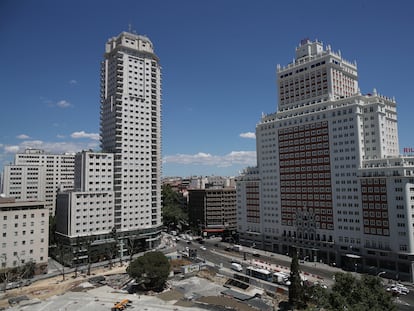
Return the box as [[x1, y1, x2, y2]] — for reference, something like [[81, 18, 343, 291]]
[[246, 266, 272, 282]]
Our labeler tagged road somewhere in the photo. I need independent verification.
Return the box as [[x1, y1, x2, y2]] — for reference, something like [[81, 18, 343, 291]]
[[176, 237, 414, 310]]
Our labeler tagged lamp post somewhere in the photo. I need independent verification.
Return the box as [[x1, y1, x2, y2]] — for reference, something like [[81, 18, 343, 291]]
[[377, 271, 386, 277]]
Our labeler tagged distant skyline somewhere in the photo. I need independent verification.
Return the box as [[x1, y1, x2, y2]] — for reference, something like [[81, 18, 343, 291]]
[[1, 0, 414, 177]]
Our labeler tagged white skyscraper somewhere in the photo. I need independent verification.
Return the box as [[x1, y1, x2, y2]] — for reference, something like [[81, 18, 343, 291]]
[[237, 39, 414, 281], [100, 31, 162, 246]]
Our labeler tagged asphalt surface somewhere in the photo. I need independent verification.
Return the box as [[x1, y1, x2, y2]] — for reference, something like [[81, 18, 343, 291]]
[[178, 237, 414, 310]]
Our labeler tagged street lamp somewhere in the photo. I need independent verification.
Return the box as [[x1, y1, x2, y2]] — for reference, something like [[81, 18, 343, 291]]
[[377, 271, 386, 277]]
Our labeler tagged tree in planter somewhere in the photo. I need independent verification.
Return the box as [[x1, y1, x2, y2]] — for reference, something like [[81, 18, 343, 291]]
[[288, 248, 306, 309], [126, 237, 137, 262], [105, 243, 116, 269], [127, 251, 170, 291], [85, 235, 93, 276], [56, 241, 73, 281]]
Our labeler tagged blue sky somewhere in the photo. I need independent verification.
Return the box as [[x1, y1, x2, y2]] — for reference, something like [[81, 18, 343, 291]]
[[1, 0, 413, 178]]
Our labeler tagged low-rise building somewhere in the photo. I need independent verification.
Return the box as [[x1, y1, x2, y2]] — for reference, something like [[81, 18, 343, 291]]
[[0, 197, 48, 274]]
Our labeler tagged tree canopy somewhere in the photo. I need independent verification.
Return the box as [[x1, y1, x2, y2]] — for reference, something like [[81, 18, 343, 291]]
[[126, 251, 170, 291], [289, 249, 306, 309], [301, 272, 396, 311], [286, 251, 396, 311], [162, 184, 188, 228], [323, 272, 396, 311]]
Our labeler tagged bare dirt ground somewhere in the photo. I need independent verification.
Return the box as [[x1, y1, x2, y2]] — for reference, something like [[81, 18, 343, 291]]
[[0, 264, 127, 309]]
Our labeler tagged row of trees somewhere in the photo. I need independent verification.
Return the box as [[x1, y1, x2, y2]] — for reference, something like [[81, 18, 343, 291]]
[[288, 249, 396, 310], [0, 260, 36, 292]]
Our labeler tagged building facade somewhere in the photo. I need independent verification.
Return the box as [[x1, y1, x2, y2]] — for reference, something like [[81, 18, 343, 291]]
[[56, 151, 115, 238], [0, 197, 49, 274], [2, 149, 75, 215], [2, 164, 46, 202], [100, 31, 163, 247], [188, 187, 237, 236], [237, 39, 414, 281]]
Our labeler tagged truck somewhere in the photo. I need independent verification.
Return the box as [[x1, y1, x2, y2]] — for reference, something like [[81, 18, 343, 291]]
[[231, 262, 243, 272], [232, 245, 243, 252], [272, 271, 291, 286]]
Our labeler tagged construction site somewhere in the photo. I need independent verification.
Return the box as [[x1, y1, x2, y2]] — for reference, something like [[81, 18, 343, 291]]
[[0, 254, 285, 311]]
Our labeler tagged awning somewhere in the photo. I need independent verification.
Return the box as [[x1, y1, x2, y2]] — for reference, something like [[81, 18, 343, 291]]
[[203, 228, 224, 233]]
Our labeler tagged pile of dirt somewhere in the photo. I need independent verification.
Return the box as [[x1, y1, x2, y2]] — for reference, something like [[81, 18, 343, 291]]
[[170, 258, 192, 272], [197, 268, 226, 285]]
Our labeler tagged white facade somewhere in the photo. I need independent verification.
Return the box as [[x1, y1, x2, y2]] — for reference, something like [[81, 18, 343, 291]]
[[56, 151, 114, 238], [100, 32, 162, 236], [237, 39, 414, 281], [0, 198, 48, 273], [2, 164, 46, 202], [7, 149, 75, 215]]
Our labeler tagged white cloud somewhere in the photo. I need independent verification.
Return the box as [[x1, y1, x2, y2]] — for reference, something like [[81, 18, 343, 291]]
[[69, 79, 77, 85], [71, 131, 100, 140], [3, 140, 99, 156], [240, 132, 256, 139], [17, 134, 30, 139], [163, 151, 256, 168], [4, 145, 20, 154], [56, 100, 72, 108]]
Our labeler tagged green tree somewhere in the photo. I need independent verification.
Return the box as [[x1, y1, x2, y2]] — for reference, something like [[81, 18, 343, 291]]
[[127, 251, 170, 291], [162, 184, 188, 229], [288, 248, 306, 309], [327, 273, 396, 311], [305, 272, 396, 311]]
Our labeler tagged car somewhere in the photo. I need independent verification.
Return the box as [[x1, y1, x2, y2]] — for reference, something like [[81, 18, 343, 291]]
[[386, 286, 406, 296], [394, 283, 409, 294], [200, 246, 207, 251], [252, 252, 260, 257]]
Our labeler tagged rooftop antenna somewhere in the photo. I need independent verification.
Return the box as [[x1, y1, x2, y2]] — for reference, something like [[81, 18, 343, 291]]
[[128, 23, 138, 35]]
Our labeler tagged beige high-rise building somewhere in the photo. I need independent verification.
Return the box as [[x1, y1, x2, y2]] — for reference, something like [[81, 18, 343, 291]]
[[100, 31, 162, 247], [237, 39, 414, 281]]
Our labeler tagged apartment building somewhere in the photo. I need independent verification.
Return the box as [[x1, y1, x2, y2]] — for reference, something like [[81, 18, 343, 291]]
[[2, 164, 46, 202], [0, 197, 48, 274], [237, 39, 414, 281], [2, 148, 75, 215], [188, 187, 237, 236], [56, 151, 115, 238]]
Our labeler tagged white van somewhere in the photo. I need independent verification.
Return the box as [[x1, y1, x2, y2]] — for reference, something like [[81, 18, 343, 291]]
[[231, 262, 243, 272]]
